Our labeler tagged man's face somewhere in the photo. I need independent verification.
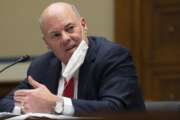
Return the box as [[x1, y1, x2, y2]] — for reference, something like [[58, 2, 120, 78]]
[[42, 11, 86, 64]]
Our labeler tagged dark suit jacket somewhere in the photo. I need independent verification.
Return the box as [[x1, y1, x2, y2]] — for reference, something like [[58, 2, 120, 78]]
[[0, 36, 145, 115]]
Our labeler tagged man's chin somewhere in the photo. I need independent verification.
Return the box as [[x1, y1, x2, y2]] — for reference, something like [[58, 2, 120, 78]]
[[66, 49, 75, 58]]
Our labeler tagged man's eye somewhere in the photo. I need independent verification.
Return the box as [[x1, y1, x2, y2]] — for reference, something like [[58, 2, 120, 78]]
[[54, 33, 61, 37], [51, 33, 61, 38], [66, 26, 74, 33]]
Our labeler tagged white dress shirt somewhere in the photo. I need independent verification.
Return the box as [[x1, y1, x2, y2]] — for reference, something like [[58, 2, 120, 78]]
[[56, 63, 79, 115]]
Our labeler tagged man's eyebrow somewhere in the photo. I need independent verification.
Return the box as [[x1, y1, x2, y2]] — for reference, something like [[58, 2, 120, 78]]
[[47, 23, 76, 34], [47, 30, 59, 34], [65, 23, 75, 28]]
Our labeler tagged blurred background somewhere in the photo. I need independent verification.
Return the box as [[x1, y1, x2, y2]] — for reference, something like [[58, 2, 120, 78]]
[[0, 0, 114, 57], [0, 0, 180, 102]]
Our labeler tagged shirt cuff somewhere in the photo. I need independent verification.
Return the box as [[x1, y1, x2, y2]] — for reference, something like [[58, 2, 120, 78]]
[[12, 105, 21, 115], [62, 97, 74, 115]]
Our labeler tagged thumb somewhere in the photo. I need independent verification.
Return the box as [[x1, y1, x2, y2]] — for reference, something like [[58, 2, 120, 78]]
[[28, 76, 43, 88]]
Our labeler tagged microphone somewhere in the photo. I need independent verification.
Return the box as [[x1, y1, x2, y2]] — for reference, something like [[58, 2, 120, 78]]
[[0, 55, 30, 73]]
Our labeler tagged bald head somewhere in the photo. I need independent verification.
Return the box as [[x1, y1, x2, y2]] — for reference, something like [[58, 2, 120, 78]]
[[39, 2, 81, 31]]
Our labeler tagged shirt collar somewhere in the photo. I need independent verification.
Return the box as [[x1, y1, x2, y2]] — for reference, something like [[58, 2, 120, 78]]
[[61, 62, 66, 76]]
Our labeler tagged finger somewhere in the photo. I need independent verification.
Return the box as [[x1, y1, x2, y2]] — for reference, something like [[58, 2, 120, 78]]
[[28, 76, 43, 88], [22, 104, 29, 113], [14, 94, 28, 104], [14, 89, 30, 96], [21, 102, 27, 113], [14, 96, 26, 102]]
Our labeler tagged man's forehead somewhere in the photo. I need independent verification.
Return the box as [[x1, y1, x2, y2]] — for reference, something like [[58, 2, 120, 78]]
[[42, 10, 76, 28]]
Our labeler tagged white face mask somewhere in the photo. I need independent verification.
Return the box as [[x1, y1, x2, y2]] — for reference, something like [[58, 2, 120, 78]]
[[62, 29, 88, 80]]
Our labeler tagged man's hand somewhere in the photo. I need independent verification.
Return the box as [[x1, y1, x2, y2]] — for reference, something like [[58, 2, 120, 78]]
[[14, 76, 59, 113]]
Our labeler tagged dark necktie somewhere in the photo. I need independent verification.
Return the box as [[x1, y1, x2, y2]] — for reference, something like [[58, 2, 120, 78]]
[[63, 77, 74, 98]]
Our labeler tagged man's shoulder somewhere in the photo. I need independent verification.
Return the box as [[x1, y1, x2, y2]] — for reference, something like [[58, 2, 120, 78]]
[[88, 36, 128, 55], [89, 36, 126, 48]]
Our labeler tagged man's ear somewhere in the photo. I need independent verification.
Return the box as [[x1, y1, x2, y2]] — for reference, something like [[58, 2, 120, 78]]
[[80, 18, 88, 30], [42, 36, 50, 49]]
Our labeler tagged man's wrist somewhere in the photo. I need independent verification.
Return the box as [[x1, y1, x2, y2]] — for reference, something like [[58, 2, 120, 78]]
[[62, 97, 75, 115], [54, 97, 64, 114]]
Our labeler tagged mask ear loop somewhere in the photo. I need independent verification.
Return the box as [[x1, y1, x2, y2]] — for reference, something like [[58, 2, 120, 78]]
[[81, 26, 88, 43]]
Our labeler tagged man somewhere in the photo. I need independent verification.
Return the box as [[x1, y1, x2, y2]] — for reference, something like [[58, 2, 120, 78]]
[[0, 2, 145, 116]]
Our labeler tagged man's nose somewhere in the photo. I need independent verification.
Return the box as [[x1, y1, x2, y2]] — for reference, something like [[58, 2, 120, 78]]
[[61, 31, 70, 45]]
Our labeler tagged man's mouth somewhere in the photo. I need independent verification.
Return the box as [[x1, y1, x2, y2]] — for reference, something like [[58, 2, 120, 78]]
[[65, 45, 77, 52]]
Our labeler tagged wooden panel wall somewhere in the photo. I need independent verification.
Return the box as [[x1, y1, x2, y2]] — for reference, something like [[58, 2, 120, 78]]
[[151, 0, 180, 100], [115, 0, 180, 100]]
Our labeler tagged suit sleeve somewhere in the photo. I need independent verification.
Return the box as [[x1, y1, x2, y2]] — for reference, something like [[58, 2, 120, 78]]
[[72, 47, 145, 116]]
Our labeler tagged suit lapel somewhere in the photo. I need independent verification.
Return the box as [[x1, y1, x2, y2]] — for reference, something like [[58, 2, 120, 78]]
[[78, 38, 97, 98], [45, 57, 61, 94]]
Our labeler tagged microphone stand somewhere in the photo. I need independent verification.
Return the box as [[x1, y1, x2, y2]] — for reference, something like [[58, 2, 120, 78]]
[[0, 55, 30, 74]]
